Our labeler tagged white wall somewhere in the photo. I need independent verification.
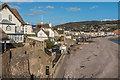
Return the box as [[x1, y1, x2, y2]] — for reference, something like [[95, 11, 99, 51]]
[[24, 24, 35, 34], [0, 7, 24, 43], [37, 30, 48, 38], [8, 34, 24, 43], [1, 7, 24, 33], [0, 24, 15, 34], [42, 28, 54, 37]]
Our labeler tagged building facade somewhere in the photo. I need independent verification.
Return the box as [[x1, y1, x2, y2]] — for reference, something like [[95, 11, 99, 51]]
[[0, 3, 34, 43]]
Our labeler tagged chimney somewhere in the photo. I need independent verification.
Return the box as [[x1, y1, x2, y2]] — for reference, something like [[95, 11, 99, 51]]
[[41, 20, 43, 24], [49, 21, 52, 27]]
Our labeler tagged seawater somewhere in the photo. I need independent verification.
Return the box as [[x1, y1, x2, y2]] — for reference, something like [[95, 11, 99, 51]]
[[110, 37, 120, 45]]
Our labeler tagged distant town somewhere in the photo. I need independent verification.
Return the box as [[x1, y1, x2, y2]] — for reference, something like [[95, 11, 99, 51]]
[[0, 3, 119, 79]]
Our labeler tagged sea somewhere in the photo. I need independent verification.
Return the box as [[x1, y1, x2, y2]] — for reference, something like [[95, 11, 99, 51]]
[[110, 37, 120, 45]]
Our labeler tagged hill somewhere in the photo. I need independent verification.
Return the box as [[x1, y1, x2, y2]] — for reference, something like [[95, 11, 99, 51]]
[[53, 20, 118, 32]]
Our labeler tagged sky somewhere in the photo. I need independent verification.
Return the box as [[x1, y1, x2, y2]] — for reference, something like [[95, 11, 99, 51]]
[[2, 2, 118, 26], [1, 0, 120, 2]]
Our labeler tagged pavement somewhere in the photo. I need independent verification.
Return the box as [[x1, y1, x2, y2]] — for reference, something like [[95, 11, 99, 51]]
[[55, 37, 118, 78]]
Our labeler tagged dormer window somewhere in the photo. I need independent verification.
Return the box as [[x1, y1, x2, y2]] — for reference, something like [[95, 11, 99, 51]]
[[6, 26, 11, 31], [9, 15, 12, 21]]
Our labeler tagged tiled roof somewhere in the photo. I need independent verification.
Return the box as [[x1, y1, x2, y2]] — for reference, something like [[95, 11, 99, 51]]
[[43, 31, 49, 36], [0, 3, 26, 25]]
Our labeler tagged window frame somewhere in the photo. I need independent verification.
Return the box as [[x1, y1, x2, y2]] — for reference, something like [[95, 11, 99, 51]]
[[9, 15, 12, 21], [6, 25, 11, 31]]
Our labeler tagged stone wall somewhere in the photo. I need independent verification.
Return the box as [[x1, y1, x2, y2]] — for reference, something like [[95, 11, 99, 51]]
[[2, 44, 54, 79], [25, 37, 46, 51]]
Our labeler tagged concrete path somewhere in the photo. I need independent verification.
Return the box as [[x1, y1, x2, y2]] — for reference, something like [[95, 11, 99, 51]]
[[55, 37, 118, 78]]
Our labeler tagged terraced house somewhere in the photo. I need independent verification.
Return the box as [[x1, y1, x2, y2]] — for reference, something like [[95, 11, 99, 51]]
[[0, 3, 33, 43]]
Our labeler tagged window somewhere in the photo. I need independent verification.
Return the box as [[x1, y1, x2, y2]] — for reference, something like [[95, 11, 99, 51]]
[[15, 26, 17, 32], [46, 66, 49, 75], [9, 15, 12, 21], [20, 36, 22, 40], [6, 26, 11, 31], [25, 28, 27, 32]]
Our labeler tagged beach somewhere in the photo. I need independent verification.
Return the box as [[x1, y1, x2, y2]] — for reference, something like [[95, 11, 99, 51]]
[[56, 36, 118, 78]]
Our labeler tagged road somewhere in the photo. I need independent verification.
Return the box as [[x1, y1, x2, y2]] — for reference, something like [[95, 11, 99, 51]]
[[55, 37, 118, 78]]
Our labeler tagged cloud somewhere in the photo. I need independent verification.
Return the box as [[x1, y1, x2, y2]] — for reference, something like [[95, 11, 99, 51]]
[[24, 13, 35, 16], [46, 6, 54, 9], [1, 0, 33, 2], [101, 19, 117, 21], [67, 7, 81, 12], [9, 5, 21, 9], [90, 5, 98, 9], [38, 6, 43, 8], [28, 8, 46, 16]]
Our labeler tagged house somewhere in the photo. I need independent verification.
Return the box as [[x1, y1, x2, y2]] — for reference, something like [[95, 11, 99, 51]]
[[37, 29, 49, 40], [65, 34, 72, 39], [24, 22, 35, 34], [54, 30, 60, 40], [113, 29, 120, 35], [0, 3, 34, 43], [57, 27, 63, 31], [36, 21, 55, 41]]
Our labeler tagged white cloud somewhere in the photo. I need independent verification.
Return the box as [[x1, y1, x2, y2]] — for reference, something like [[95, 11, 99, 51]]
[[9, 5, 21, 9], [67, 7, 81, 12], [90, 5, 98, 9], [24, 13, 34, 16], [38, 6, 43, 8], [30, 8, 46, 15], [1, 0, 33, 2], [46, 6, 54, 9], [101, 19, 118, 21]]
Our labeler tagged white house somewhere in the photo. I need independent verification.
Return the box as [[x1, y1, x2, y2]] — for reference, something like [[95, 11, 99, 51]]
[[37, 28, 54, 41], [0, 3, 34, 43], [37, 21, 55, 41], [37, 29, 48, 40], [24, 22, 35, 34]]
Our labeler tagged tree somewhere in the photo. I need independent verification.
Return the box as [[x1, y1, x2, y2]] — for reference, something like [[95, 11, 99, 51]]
[[45, 39, 54, 49]]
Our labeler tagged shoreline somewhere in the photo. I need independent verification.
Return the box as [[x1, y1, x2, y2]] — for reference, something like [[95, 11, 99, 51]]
[[63, 36, 118, 78]]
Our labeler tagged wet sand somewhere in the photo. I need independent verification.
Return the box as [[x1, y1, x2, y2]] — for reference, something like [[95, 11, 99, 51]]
[[59, 37, 118, 78]]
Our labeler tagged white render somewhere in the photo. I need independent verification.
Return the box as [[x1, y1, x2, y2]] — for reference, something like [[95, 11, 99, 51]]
[[24, 24, 35, 34], [42, 28, 54, 38], [37, 29, 48, 38], [27, 36, 48, 41], [0, 5, 24, 43]]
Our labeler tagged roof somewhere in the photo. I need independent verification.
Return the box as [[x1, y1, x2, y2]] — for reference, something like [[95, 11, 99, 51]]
[[0, 3, 26, 25], [0, 28, 9, 41], [27, 37, 45, 41], [113, 29, 120, 35], [0, 19, 16, 25], [43, 31, 49, 36], [56, 30, 64, 34]]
